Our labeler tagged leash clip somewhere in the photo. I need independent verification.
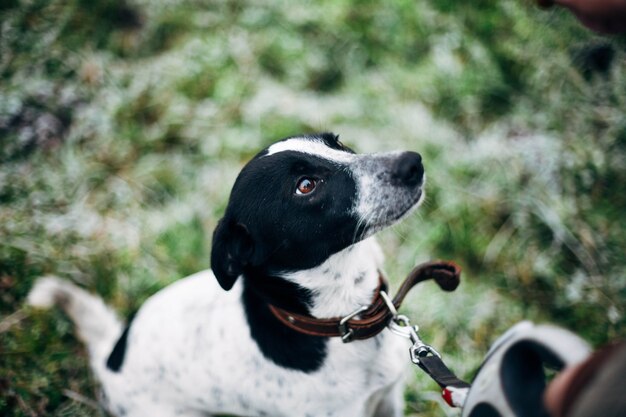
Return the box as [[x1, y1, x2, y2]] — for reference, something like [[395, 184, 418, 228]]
[[381, 290, 441, 364], [410, 340, 441, 365]]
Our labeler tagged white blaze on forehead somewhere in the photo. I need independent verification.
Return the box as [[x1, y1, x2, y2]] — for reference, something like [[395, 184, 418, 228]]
[[264, 138, 355, 164]]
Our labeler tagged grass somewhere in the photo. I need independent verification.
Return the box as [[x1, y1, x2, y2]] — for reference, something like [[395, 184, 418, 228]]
[[1, 0, 625, 416]]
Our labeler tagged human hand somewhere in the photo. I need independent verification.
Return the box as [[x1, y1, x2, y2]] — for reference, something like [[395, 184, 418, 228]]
[[540, 0, 626, 34]]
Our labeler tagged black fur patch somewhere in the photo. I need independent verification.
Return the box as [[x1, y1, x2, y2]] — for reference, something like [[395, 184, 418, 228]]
[[242, 271, 327, 372], [211, 133, 364, 371], [106, 316, 134, 372], [316, 132, 355, 154], [213, 149, 360, 272]]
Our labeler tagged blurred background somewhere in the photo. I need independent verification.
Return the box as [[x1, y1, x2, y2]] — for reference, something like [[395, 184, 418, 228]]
[[1, 0, 625, 416]]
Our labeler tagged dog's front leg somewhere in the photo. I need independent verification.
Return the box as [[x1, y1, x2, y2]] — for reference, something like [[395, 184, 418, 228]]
[[372, 380, 404, 417]]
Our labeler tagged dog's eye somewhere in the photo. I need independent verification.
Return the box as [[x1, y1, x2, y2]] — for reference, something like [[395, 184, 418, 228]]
[[296, 178, 317, 195]]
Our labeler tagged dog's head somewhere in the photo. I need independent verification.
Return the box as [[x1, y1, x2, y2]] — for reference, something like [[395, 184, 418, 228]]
[[211, 133, 425, 290]]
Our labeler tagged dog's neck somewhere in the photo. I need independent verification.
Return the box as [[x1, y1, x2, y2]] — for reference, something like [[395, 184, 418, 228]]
[[276, 237, 384, 318], [240, 237, 385, 372]]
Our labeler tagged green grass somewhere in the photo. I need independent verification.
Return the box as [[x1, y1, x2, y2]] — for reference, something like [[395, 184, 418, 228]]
[[1, 0, 625, 416]]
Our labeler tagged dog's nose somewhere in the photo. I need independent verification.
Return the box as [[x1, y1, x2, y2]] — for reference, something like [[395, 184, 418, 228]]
[[391, 152, 424, 186]]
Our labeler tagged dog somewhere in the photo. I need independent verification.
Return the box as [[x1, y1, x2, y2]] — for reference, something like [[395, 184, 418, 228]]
[[28, 133, 426, 417]]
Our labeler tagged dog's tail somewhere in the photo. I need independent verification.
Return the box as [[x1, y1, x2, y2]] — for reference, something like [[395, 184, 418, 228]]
[[28, 276, 122, 368]]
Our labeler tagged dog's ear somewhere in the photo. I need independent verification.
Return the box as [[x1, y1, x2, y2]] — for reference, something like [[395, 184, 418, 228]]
[[211, 218, 254, 291]]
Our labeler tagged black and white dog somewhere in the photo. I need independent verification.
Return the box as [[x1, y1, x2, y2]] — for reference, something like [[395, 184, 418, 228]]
[[29, 133, 426, 417]]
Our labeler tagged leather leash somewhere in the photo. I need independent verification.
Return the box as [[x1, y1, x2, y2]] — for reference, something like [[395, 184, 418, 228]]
[[268, 260, 471, 407], [268, 260, 461, 342]]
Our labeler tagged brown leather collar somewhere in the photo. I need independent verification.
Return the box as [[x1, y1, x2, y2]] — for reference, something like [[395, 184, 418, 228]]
[[268, 260, 461, 343]]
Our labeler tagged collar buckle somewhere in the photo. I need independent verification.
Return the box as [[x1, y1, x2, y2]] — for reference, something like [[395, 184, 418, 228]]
[[338, 305, 368, 343]]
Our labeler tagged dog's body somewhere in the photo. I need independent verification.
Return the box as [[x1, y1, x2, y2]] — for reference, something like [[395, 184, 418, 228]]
[[29, 133, 426, 417]]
